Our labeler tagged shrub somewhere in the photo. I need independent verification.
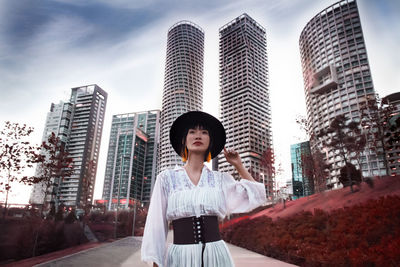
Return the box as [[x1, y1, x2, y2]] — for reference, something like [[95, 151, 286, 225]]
[[0, 216, 87, 263], [221, 195, 400, 266], [87, 207, 148, 241]]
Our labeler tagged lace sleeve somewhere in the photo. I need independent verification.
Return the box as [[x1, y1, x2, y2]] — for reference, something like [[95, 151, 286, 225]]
[[141, 170, 169, 267]]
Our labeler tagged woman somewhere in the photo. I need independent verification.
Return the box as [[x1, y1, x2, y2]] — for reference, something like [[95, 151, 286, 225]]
[[141, 111, 266, 267]]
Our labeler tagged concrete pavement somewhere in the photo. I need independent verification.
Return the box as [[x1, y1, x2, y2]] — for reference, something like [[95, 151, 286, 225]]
[[34, 237, 141, 267], [35, 232, 297, 267]]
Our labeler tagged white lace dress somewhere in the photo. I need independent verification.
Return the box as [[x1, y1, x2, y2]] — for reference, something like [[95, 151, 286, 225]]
[[141, 165, 266, 267]]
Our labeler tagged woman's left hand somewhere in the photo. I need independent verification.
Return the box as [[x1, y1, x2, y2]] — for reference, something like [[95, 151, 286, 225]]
[[223, 147, 255, 181], [223, 147, 242, 168]]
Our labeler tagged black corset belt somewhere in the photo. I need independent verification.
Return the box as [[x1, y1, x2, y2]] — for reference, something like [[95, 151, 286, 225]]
[[172, 215, 221, 244]]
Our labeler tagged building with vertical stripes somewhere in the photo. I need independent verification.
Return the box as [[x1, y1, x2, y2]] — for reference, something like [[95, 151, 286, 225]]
[[290, 141, 314, 199], [102, 110, 160, 210], [218, 14, 273, 197], [30, 84, 107, 208]]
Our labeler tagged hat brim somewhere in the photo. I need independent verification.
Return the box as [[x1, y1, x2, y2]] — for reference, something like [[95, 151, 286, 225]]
[[169, 111, 226, 159]]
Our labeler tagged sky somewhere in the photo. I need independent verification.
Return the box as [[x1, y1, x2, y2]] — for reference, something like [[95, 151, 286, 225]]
[[0, 0, 399, 204]]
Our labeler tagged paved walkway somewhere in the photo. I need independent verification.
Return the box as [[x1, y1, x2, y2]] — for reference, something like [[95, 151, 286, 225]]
[[35, 232, 297, 267]]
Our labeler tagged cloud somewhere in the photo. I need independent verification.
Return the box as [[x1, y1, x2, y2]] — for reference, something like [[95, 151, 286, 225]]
[[1, 0, 399, 203]]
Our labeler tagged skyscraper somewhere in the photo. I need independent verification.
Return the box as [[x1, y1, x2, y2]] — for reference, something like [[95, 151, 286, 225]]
[[102, 110, 160, 210], [30, 84, 107, 208], [299, 0, 386, 188], [30, 101, 67, 205], [158, 21, 205, 173], [218, 14, 273, 196], [290, 141, 314, 199], [64, 85, 107, 208]]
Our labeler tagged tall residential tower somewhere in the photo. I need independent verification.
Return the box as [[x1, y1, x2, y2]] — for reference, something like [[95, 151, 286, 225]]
[[30, 84, 107, 208], [30, 101, 67, 205], [158, 21, 205, 173], [218, 14, 273, 197], [102, 110, 160, 210], [299, 0, 386, 188]]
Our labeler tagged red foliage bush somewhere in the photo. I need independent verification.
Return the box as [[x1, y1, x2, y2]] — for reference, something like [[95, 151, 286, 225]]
[[221, 195, 400, 266], [87, 207, 148, 241], [0, 217, 87, 264]]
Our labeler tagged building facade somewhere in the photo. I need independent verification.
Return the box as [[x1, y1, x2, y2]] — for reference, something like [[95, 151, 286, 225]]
[[102, 110, 160, 210], [290, 141, 315, 199], [382, 92, 400, 176], [218, 14, 273, 197], [299, 0, 386, 188], [158, 21, 205, 173], [30, 101, 66, 205], [30, 84, 107, 208]]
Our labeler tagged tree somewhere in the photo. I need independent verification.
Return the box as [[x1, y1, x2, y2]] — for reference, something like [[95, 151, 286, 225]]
[[26, 132, 74, 216], [311, 150, 330, 193], [296, 115, 329, 193], [295, 115, 312, 137], [339, 162, 362, 187], [298, 150, 330, 194], [79, 159, 95, 228], [359, 94, 394, 175], [0, 121, 38, 218], [317, 115, 365, 193], [25, 132, 74, 257], [260, 148, 275, 200]]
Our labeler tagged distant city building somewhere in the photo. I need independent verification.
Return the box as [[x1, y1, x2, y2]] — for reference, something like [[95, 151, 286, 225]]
[[290, 141, 314, 199], [382, 92, 400, 176], [158, 21, 205, 173], [30, 84, 107, 208], [218, 14, 274, 197], [299, 0, 385, 189], [285, 180, 293, 195], [278, 183, 293, 201], [30, 101, 66, 205], [102, 110, 160, 210]]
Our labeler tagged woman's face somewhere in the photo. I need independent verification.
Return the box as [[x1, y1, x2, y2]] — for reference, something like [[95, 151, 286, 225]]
[[185, 126, 210, 156]]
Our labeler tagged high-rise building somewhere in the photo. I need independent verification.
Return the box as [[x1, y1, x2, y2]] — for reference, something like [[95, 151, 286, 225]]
[[30, 101, 66, 205], [30, 84, 107, 208], [299, 0, 386, 188], [63, 85, 107, 208], [290, 141, 314, 199], [218, 14, 273, 197], [382, 92, 400, 176], [158, 21, 205, 173], [102, 110, 160, 210]]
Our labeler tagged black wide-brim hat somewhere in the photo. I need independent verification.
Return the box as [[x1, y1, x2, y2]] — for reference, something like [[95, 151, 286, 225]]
[[170, 111, 226, 159]]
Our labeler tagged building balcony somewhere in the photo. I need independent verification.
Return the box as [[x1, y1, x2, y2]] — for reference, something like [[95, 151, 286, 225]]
[[310, 64, 338, 94]]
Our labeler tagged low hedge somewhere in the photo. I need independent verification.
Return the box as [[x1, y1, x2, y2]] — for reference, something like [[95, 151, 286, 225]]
[[221, 195, 400, 266]]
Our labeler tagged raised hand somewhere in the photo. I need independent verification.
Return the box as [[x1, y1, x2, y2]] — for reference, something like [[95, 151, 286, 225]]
[[223, 147, 255, 181], [223, 147, 242, 168]]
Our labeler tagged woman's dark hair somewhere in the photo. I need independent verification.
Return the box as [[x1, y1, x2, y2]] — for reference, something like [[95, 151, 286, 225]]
[[181, 122, 213, 162]]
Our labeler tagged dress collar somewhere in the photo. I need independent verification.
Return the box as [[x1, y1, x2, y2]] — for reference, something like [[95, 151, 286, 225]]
[[174, 164, 210, 172]]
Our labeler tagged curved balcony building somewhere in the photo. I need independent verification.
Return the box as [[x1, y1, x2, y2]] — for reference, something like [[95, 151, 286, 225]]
[[299, 0, 386, 188], [158, 21, 204, 173]]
